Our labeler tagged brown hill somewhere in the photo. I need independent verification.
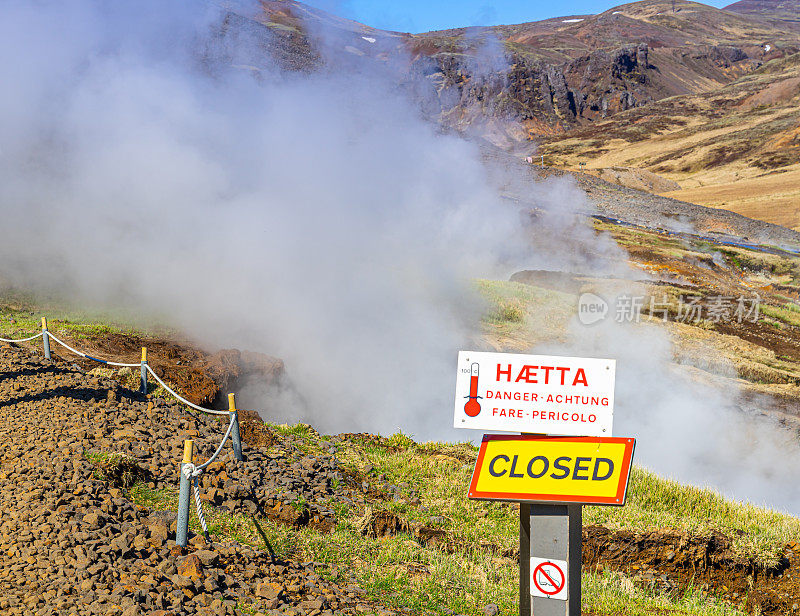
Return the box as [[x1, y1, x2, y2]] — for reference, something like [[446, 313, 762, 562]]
[[211, 0, 800, 142], [408, 0, 800, 137], [725, 0, 800, 22], [209, 0, 800, 227], [538, 52, 800, 229]]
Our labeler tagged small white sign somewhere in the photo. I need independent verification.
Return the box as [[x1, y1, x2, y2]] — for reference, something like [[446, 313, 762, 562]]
[[454, 350, 615, 436], [530, 557, 568, 600]]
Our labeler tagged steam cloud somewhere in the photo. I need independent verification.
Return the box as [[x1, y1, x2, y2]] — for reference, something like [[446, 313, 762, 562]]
[[0, 0, 565, 435], [2, 0, 800, 515]]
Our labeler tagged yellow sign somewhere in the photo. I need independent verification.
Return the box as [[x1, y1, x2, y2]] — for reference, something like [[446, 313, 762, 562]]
[[468, 435, 635, 505]]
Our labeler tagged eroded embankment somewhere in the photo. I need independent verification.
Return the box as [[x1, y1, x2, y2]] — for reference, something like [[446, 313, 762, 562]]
[[583, 526, 800, 615], [39, 330, 284, 409]]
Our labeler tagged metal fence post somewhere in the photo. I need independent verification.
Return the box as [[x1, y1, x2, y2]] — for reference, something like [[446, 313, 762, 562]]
[[41, 317, 51, 360], [519, 502, 531, 616], [176, 439, 194, 548], [140, 347, 148, 394], [228, 393, 244, 462]]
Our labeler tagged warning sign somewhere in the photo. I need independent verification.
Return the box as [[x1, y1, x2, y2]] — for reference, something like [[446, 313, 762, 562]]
[[468, 434, 635, 505], [530, 558, 568, 600], [454, 350, 615, 437]]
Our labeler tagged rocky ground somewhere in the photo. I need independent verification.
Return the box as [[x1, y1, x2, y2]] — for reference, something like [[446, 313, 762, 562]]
[[0, 344, 405, 616], [9, 320, 800, 614], [479, 144, 800, 248]]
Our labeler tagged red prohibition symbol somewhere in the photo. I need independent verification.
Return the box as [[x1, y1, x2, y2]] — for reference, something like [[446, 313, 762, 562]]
[[533, 562, 565, 596]]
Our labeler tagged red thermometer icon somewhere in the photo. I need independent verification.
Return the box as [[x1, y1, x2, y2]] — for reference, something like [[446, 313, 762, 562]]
[[464, 362, 482, 417]]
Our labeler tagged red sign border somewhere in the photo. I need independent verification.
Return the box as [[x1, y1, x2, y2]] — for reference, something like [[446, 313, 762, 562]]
[[532, 561, 565, 596], [467, 434, 635, 506]]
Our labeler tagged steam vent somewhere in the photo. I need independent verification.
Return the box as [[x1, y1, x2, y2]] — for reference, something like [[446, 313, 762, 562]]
[[2, 0, 800, 614]]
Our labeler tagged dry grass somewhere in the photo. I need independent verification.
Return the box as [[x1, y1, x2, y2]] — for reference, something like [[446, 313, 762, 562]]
[[473, 279, 575, 351], [540, 53, 800, 228]]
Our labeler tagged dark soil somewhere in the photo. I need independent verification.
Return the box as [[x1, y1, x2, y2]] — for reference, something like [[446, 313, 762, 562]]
[[583, 525, 800, 616], [45, 331, 284, 408]]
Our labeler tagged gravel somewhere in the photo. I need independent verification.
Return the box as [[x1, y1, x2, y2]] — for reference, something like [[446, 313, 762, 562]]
[[0, 344, 401, 616]]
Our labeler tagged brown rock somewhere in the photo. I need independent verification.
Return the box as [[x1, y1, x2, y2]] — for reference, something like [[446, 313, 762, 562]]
[[298, 599, 324, 611], [82, 512, 101, 528], [177, 554, 203, 580], [133, 534, 149, 551], [194, 550, 219, 567], [256, 581, 284, 600], [171, 574, 194, 589]]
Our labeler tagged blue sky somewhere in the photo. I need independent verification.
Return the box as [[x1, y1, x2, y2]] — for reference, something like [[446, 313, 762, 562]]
[[305, 0, 732, 33]]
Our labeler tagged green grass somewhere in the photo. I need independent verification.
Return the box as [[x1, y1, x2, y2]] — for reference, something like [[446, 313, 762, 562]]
[[583, 569, 748, 615], [84, 450, 143, 488], [0, 287, 173, 342], [473, 279, 574, 348], [120, 429, 800, 616], [760, 303, 800, 328], [717, 248, 800, 281]]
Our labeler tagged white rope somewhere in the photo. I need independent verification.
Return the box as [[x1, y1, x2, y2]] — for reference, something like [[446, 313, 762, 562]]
[[145, 364, 229, 415], [182, 463, 210, 540], [46, 332, 140, 367], [0, 332, 44, 343], [192, 477, 209, 539], [195, 414, 236, 472]]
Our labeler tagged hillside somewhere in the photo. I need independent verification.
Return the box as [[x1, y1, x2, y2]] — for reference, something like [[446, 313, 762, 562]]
[[412, 0, 799, 138], [5, 175, 800, 615], [5, 0, 800, 614], [725, 0, 800, 21], [208, 0, 799, 145], [537, 52, 800, 228]]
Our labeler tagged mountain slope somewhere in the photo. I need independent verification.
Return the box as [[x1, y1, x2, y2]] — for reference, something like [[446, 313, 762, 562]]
[[409, 0, 800, 139], [211, 0, 799, 143], [725, 0, 800, 22], [538, 52, 800, 229]]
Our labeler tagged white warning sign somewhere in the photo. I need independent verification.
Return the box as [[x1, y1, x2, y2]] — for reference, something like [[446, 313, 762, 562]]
[[454, 350, 615, 437], [530, 557, 568, 600]]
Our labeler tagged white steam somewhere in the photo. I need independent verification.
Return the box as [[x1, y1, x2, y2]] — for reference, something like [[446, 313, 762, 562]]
[[3, 0, 800, 516], [0, 0, 600, 439], [546, 317, 800, 514]]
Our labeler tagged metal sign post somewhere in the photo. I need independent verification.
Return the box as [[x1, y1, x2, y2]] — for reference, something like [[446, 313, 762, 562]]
[[519, 503, 530, 616], [467, 434, 635, 616], [456, 350, 628, 616], [529, 504, 582, 615]]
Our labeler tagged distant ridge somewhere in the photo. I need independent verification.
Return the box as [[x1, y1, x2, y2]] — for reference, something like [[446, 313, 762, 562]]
[[724, 0, 800, 21]]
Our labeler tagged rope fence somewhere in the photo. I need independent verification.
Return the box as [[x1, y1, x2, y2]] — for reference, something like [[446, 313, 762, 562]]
[[1, 315, 248, 548], [145, 364, 230, 415], [47, 332, 141, 367], [0, 331, 44, 343]]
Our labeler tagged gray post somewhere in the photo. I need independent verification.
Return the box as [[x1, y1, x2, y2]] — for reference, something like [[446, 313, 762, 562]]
[[230, 411, 243, 462], [140, 347, 147, 394], [519, 503, 531, 616], [529, 504, 582, 615], [176, 440, 193, 548], [568, 504, 582, 615], [227, 393, 244, 462], [41, 317, 51, 360]]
